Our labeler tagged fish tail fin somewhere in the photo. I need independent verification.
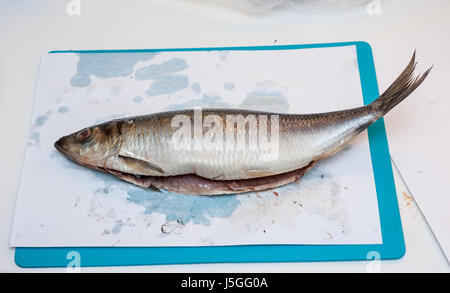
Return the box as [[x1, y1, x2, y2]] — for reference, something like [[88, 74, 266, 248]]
[[370, 51, 432, 118]]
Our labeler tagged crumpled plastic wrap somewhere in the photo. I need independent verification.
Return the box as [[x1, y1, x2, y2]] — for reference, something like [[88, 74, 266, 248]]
[[215, 0, 373, 13]]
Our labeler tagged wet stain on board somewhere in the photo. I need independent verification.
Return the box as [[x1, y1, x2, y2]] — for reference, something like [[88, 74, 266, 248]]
[[127, 187, 241, 226], [70, 52, 157, 87]]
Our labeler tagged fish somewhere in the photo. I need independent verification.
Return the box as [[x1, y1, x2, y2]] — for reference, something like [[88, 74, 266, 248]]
[[55, 52, 431, 195]]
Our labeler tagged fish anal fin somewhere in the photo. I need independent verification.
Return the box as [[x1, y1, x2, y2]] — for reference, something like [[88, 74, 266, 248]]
[[118, 155, 164, 175]]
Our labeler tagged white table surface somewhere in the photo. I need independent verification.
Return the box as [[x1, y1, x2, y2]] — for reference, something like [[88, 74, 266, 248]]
[[0, 0, 448, 272]]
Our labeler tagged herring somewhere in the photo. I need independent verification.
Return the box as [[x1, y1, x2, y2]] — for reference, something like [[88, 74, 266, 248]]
[[55, 53, 431, 195]]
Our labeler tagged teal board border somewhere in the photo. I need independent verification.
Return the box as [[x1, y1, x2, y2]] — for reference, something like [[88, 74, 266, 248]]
[[15, 41, 405, 267]]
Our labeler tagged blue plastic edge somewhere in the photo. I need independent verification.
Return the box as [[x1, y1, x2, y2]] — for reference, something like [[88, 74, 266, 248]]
[[15, 41, 405, 268]]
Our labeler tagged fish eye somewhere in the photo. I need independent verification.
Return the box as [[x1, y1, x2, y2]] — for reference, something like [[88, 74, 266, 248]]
[[76, 128, 92, 141]]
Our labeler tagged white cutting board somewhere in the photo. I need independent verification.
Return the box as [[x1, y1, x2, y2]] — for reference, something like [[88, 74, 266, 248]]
[[10, 45, 383, 247]]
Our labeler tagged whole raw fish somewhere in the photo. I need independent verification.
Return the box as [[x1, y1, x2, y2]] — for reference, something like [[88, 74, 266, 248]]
[[55, 53, 431, 195]]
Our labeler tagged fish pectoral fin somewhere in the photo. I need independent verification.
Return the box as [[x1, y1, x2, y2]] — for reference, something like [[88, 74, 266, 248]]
[[118, 155, 164, 175], [244, 169, 276, 178]]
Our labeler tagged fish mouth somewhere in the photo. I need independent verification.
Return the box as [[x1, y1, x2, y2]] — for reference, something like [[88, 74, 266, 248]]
[[54, 138, 69, 156], [54, 137, 80, 163], [54, 138, 65, 153], [54, 138, 100, 172]]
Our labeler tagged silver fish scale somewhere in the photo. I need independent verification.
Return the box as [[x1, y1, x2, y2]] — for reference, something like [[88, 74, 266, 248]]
[[111, 107, 376, 180]]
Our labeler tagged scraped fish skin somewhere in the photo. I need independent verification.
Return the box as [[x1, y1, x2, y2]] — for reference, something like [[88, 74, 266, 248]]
[[54, 52, 431, 195], [107, 161, 316, 195]]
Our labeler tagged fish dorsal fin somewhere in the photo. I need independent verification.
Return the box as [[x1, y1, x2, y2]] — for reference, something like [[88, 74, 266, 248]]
[[118, 154, 164, 175]]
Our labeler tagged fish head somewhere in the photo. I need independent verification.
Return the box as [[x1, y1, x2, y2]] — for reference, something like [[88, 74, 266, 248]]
[[54, 121, 123, 167]]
